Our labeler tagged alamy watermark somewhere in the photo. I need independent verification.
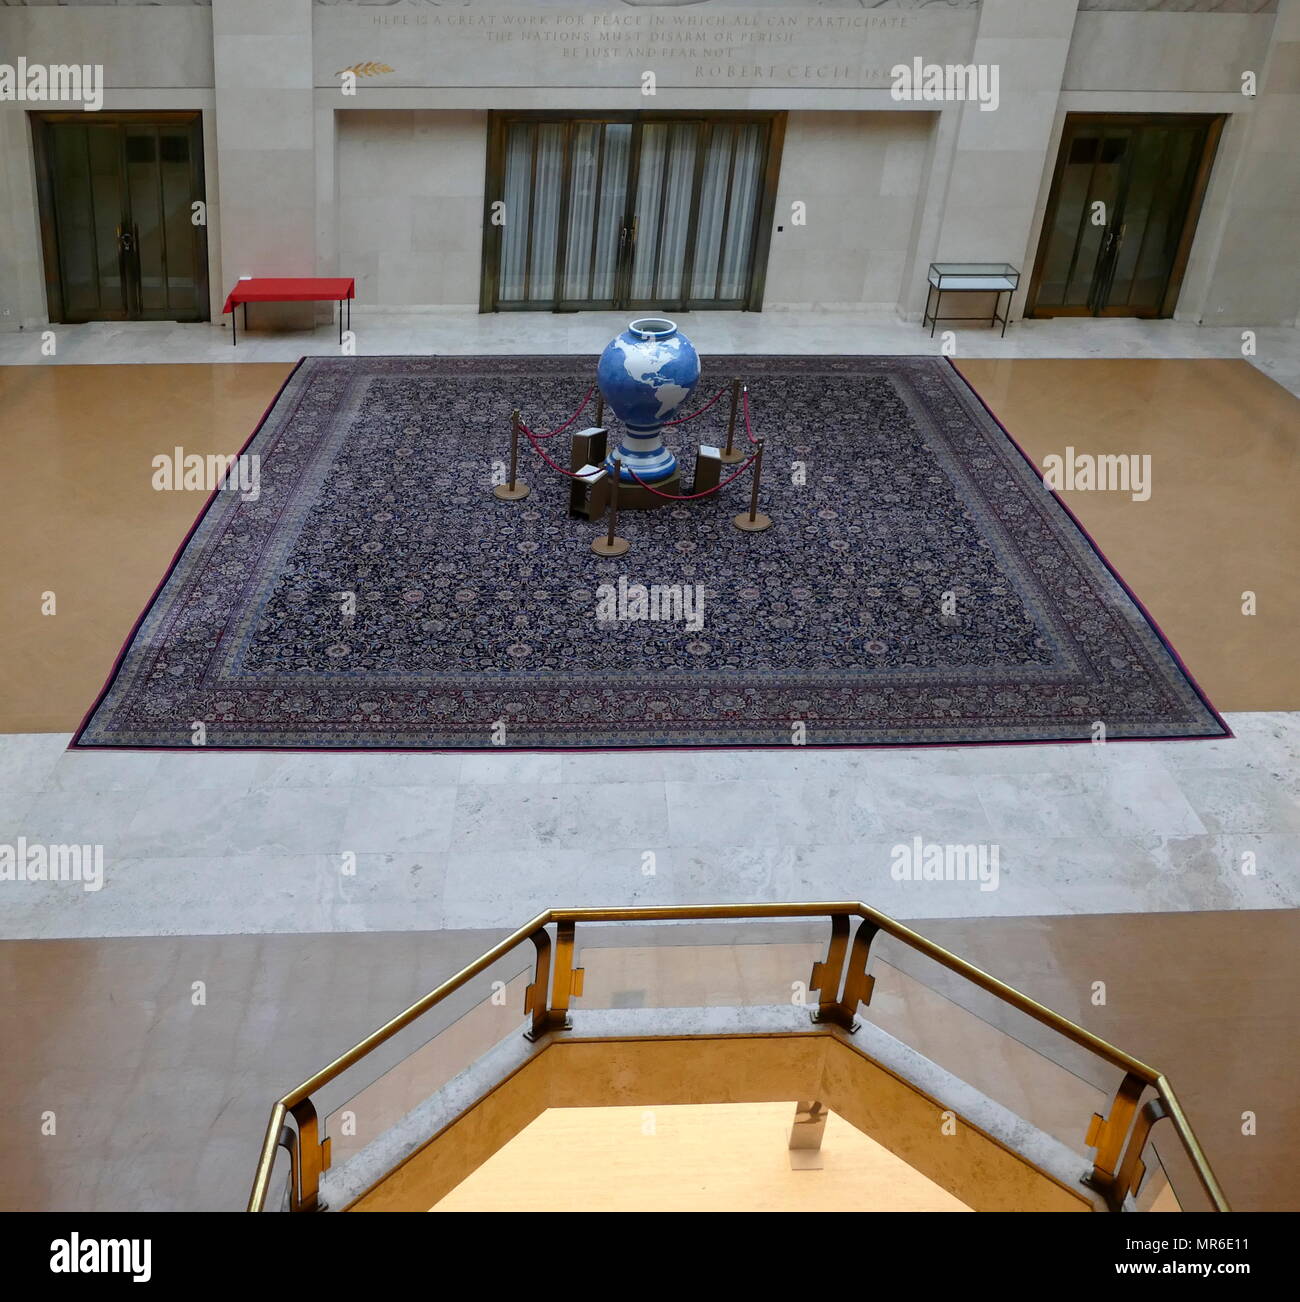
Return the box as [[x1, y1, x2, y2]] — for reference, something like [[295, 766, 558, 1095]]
[[891, 59, 999, 112], [595, 576, 705, 632], [0, 839, 104, 892], [152, 447, 261, 502], [889, 836, 999, 892], [0, 59, 103, 112], [50, 1235, 150, 1283], [1042, 448, 1151, 502]]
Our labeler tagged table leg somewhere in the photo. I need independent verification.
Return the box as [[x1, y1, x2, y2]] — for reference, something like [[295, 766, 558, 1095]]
[[1000, 290, 1009, 338], [231, 306, 236, 347], [930, 288, 939, 338], [338, 300, 342, 346]]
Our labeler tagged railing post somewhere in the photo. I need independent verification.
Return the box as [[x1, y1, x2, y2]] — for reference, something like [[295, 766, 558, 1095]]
[[811, 917, 878, 1031], [807, 914, 849, 1025], [721, 377, 744, 464], [1085, 1071, 1146, 1202], [287, 1098, 330, 1212], [523, 925, 554, 1042], [592, 455, 630, 557], [1108, 1097, 1171, 1211], [493, 408, 530, 501], [550, 920, 585, 1025], [732, 434, 772, 533], [524, 921, 585, 1041]]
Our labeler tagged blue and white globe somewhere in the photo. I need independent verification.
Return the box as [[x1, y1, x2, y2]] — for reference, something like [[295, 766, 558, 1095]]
[[597, 318, 700, 483]]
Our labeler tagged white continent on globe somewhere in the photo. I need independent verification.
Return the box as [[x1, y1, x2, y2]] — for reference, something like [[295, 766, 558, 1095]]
[[613, 338, 689, 420]]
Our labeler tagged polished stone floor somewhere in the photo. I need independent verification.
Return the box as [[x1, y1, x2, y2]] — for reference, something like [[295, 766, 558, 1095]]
[[1, 713, 1297, 939], [1, 310, 1297, 398]]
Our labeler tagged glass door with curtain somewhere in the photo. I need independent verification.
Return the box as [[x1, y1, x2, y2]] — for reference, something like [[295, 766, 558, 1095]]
[[33, 112, 209, 323], [484, 112, 782, 313], [1026, 114, 1221, 319]]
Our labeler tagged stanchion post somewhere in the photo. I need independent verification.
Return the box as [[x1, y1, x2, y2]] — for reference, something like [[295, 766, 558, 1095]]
[[592, 454, 630, 556], [720, 377, 744, 464], [595, 392, 605, 429], [733, 437, 773, 533], [493, 408, 531, 501]]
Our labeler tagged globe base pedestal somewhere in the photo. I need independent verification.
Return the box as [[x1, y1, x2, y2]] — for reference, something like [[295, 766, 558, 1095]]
[[612, 467, 682, 512]]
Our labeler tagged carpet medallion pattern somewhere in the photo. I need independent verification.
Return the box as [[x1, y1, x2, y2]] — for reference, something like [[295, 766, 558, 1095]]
[[74, 355, 1227, 749]]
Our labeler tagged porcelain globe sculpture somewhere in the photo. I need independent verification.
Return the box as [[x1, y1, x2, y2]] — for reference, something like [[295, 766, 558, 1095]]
[[596, 318, 700, 483]]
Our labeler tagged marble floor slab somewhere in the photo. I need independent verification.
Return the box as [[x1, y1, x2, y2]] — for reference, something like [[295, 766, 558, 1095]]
[[1, 311, 1296, 397], [0, 712, 1295, 940]]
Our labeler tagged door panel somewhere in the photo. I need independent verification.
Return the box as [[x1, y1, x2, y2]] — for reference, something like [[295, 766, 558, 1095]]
[[688, 121, 765, 305], [34, 113, 209, 324], [716, 123, 765, 302], [558, 121, 630, 306], [628, 121, 699, 304], [486, 112, 781, 313], [1028, 114, 1220, 320]]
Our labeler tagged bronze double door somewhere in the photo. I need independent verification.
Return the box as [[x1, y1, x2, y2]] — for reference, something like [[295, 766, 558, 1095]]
[[483, 112, 783, 313], [33, 112, 209, 323], [1028, 114, 1222, 319]]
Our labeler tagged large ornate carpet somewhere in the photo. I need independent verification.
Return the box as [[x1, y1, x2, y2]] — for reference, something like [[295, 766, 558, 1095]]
[[74, 355, 1227, 750]]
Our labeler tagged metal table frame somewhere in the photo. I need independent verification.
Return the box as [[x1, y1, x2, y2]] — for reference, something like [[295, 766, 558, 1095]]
[[922, 263, 1020, 338]]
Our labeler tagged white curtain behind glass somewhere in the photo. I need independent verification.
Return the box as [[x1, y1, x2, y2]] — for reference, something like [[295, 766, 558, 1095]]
[[527, 124, 564, 302], [630, 122, 697, 302], [499, 124, 532, 302], [719, 124, 763, 301], [498, 117, 764, 307], [690, 125, 733, 300], [561, 123, 631, 303]]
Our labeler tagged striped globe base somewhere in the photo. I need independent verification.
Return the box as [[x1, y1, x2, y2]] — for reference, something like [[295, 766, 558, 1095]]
[[607, 425, 678, 483]]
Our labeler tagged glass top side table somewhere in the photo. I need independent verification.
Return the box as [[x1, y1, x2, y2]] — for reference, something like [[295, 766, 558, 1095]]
[[923, 262, 1020, 337]]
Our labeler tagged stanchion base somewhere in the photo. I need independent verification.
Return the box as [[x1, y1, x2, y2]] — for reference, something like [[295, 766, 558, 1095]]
[[493, 482, 531, 501], [719, 449, 747, 465], [733, 512, 773, 533], [592, 536, 630, 557]]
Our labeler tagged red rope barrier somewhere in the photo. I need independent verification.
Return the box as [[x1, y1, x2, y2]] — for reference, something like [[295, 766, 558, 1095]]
[[624, 452, 758, 501], [519, 384, 597, 441], [662, 385, 728, 426], [515, 380, 760, 495], [519, 424, 605, 480]]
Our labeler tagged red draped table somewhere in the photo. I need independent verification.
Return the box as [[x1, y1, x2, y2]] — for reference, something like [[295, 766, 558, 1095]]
[[221, 277, 355, 346]]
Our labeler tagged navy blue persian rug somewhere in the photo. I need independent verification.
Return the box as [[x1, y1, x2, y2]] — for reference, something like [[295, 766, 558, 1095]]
[[73, 355, 1228, 750]]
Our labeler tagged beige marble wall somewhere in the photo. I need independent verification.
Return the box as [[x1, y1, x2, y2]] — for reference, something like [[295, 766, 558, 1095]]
[[1196, 0, 1300, 325], [334, 110, 486, 310], [0, 0, 1296, 328], [212, 0, 316, 327], [931, 0, 1080, 303], [765, 110, 933, 311], [1064, 12, 1273, 91]]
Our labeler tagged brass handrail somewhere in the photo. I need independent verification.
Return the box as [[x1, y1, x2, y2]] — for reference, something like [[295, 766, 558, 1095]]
[[247, 901, 1228, 1213]]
